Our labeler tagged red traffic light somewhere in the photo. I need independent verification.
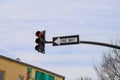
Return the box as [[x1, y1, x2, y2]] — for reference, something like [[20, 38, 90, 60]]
[[36, 31, 42, 38], [35, 30, 45, 54]]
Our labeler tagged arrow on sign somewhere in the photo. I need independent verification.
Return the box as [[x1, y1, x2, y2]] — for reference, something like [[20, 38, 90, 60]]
[[54, 38, 61, 45]]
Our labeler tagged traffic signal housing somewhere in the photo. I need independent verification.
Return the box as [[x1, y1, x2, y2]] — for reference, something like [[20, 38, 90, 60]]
[[35, 31, 45, 54]]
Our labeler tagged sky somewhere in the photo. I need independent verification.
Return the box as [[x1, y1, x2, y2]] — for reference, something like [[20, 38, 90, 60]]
[[0, 0, 120, 80]]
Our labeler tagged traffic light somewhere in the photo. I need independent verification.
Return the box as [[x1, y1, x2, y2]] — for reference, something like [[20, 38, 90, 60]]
[[35, 31, 45, 54]]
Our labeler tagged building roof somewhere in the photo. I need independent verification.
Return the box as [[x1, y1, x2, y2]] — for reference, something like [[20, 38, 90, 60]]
[[0, 55, 65, 78]]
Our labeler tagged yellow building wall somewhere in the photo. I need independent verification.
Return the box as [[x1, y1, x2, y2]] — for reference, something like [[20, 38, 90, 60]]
[[0, 58, 64, 80]]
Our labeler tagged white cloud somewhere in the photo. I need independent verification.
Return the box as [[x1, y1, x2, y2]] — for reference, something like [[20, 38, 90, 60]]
[[0, 0, 120, 80]]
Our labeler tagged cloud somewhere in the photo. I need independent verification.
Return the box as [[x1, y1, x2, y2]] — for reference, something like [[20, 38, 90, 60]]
[[0, 0, 120, 80], [14, 46, 103, 67]]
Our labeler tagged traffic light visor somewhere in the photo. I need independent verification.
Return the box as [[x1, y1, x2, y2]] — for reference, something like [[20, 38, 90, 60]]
[[35, 45, 45, 53], [36, 31, 42, 37], [35, 38, 41, 44]]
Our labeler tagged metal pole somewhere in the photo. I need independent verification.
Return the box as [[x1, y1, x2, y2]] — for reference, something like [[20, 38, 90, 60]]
[[45, 40, 120, 49], [80, 41, 120, 49], [45, 41, 52, 44]]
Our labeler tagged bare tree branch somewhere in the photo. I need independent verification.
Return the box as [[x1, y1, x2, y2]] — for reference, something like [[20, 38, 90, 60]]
[[95, 40, 120, 80]]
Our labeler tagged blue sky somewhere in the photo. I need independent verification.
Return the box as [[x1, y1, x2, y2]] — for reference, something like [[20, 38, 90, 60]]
[[0, 0, 120, 80]]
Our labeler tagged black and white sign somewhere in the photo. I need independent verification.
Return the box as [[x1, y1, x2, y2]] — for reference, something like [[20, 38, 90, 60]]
[[53, 35, 79, 46]]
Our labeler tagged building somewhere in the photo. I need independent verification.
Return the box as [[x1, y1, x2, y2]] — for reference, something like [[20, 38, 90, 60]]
[[0, 55, 65, 80]]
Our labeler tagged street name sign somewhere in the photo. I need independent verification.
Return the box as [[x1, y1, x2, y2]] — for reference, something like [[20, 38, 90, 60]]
[[53, 35, 79, 46]]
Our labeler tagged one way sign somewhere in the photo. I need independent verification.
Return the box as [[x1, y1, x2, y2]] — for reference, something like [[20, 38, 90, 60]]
[[53, 35, 79, 46]]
